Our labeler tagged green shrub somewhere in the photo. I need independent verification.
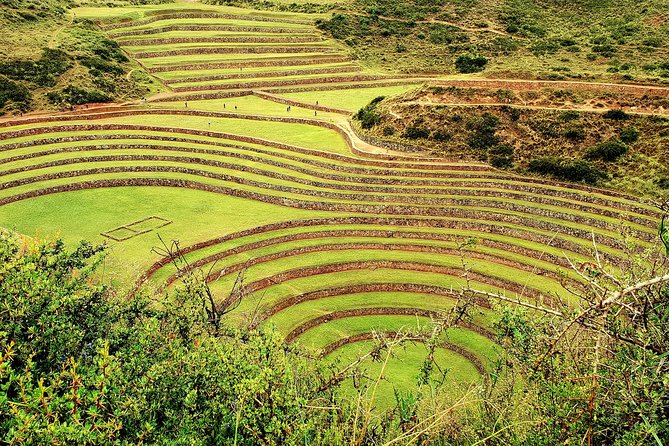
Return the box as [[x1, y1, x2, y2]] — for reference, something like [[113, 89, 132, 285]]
[[0, 75, 31, 111], [455, 54, 488, 73], [466, 113, 500, 150], [316, 14, 352, 39], [403, 126, 430, 139], [0, 48, 71, 87], [559, 110, 580, 121], [47, 86, 113, 106], [592, 44, 616, 57], [80, 56, 124, 76], [563, 126, 585, 140], [488, 143, 514, 168], [584, 139, 628, 162], [355, 97, 385, 129], [528, 156, 607, 184], [603, 109, 629, 120], [383, 126, 395, 136], [619, 127, 640, 143], [431, 130, 451, 141]]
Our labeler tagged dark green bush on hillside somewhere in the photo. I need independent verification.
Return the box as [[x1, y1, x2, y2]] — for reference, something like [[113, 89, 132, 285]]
[[528, 156, 607, 184], [355, 96, 385, 129], [584, 139, 628, 162], [466, 113, 500, 150], [403, 126, 430, 139], [563, 126, 586, 140], [0, 75, 31, 111], [603, 109, 629, 120], [80, 56, 124, 76], [619, 127, 640, 143], [316, 14, 352, 39], [47, 86, 113, 106], [488, 143, 515, 168], [455, 54, 488, 73], [0, 48, 71, 87]]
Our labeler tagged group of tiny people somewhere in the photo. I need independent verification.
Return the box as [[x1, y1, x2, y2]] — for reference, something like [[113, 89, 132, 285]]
[[184, 99, 321, 116]]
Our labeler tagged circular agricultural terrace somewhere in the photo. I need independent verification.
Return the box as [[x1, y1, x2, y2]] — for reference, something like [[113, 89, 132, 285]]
[[0, 2, 661, 402]]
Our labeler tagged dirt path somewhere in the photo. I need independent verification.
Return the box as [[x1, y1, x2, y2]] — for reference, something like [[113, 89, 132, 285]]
[[429, 78, 669, 97], [342, 12, 521, 40], [393, 99, 669, 117]]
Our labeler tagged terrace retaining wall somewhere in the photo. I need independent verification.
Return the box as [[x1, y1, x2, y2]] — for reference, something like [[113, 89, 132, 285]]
[[123, 36, 323, 46], [100, 13, 312, 31], [166, 66, 359, 85], [0, 174, 637, 253], [133, 46, 337, 58], [318, 331, 488, 378], [146, 55, 351, 72], [171, 75, 405, 92], [109, 25, 311, 38], [3, 152, 656, 229]]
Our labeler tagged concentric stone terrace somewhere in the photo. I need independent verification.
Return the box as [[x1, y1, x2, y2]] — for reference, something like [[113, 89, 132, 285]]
[[0, 2, 660, 398]]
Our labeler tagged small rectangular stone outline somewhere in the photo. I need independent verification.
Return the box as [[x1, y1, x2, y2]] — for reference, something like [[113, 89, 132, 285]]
[[101, 216, 172, 241]]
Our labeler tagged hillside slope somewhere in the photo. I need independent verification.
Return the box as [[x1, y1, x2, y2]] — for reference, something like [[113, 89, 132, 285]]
[[315, 0, 669, 83], [0, 0, 164, 115]]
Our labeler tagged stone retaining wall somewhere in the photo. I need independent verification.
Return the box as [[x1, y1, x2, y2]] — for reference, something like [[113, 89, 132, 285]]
[[133, 46, 337, 59], [146, 55, 351, 73], [254, 284, 491, 326], [160, 240, 562, 291], [262, 79, 428, 95], [0, 116, 492, 168], [129, 215, 619, 298], [285, 308, 438, 342], [123, 36, 323, 46], [100, 13, 312, 32], [430, 79, 669, 98], [0, 173, 636, 254], [166, 66, 359, 85], [318, 331, 488, 378], [171, 75, 404, 93], [3, 152, 656, 230], [109, 25, 310, 38], [0, 117, 655, 209], [219, 260, 558, 312], [164, 79, 427, 100], [251, 90, 350, 114]]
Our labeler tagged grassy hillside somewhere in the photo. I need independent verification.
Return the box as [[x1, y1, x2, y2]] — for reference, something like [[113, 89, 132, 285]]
[[0, 0, 166, 115], [315, 0, 669, 83], [355, 85, 669, 196]]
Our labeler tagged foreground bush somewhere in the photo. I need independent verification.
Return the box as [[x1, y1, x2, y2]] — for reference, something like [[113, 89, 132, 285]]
[[2, 227, 667, 445], [0, 232, 344, 445]]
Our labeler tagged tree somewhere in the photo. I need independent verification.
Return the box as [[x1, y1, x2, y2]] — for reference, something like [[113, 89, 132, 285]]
[[455, 54, 488, 73]]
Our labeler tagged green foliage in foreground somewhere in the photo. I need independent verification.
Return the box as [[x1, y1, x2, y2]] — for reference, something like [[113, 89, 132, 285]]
[[0, 232, 344, 445], [1, 229, 668, 445]]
